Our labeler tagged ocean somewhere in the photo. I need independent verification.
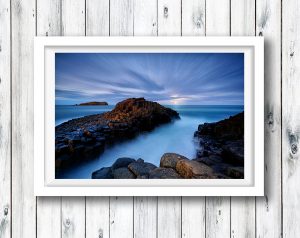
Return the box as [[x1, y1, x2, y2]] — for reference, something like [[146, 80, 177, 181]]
[[56, 105, 243, 179]]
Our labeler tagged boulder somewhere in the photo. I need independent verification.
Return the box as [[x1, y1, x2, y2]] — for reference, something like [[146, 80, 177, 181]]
[[222, 141, 244, 165], [176, 160, 216, 179], [160, 153, 188, 169], [113, 167, 136, 179], [92, 167, 113, 179], [111, 157, 136, 170], [128, 161, 157, 176], [149, 168, 182, 179]]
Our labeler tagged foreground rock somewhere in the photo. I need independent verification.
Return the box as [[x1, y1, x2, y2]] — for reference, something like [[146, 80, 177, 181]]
[[194, 112, 244, 178], [92, 153, 223, 179], [56, 98, 179, 174]]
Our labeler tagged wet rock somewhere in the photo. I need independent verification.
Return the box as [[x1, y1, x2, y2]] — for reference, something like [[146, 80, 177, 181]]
[[222, 140, 244, 165], [149, 168, 182, 179], [160, 153, 188, 169], [92, 167, 113, 179], [113, 167, 136, 179], [111, 158, 136, 170], [128, 160, 157, 176], [176, 160, 216, 179]]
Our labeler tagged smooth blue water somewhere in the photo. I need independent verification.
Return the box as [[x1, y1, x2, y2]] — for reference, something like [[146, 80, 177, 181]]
[[56, 105, 243, 179]]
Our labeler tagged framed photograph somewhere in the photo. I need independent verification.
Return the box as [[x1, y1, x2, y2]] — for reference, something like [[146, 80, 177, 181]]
[[34, 37, 264, 196]]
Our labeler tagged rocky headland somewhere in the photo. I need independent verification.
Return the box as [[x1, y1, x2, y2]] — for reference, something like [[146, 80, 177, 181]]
[[193, 112, 244, 178], [76, 101, 108, 106], [91, 112, 244, 179], [55, 98, 180, 173]]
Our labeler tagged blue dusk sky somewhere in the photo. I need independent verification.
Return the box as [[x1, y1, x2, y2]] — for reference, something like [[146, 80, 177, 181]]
[[55, 53, 244, 105]]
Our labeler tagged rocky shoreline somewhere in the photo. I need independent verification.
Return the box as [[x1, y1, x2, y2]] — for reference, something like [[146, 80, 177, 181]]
[[55, 98, 180, 174], [91, 112, 244, 179]]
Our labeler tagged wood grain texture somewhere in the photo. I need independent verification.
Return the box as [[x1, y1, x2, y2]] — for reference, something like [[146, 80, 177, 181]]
[[36, 1, 62, 237], [110, 197, 133, 238], [230, 1, 256, 237], [61, 1, 86, 238], [134, 197, 157, 238], [134, 0, 157, 36], [11, 0, 36, 237], [110, 0, 134, 36], [182, 197, 205, 238], [62, 197, 85, 238], [0, 0, 10, 237], [282, 0, 300, 237], [86, 0, 109, 36], [205, 1, 231, 237], [132, 2, 158, 238], [256, 0, 282, 237], [157, 197, 181, 238], [181, 2, 206, 237], [158, 0, 181, 36], [182, 0, 205, 36], [86, 197, 110, 238]]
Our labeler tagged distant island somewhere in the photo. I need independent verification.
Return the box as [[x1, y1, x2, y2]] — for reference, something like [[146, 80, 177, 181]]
[[75, 101, 108, 106]]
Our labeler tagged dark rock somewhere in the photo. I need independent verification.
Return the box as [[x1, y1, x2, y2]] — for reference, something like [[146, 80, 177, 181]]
[[111, 157, 136, 170], [113, 167, 136, 179], [149, 168, 182, 179], [225, 167, 244, 179], [128, 161, 157, 176], [222, 140, 244, 165], [77, 101, 108, 106], [160, 153, 188, 169], [92, 167, 113, 179]]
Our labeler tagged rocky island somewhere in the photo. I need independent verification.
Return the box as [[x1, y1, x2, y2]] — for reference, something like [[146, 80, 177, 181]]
[[55, 98, 180, 174], [76, 101, 108, 106]]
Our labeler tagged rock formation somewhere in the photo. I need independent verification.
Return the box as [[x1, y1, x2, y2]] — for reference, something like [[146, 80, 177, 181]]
[[76, 101, 108, 106], [55, 98, 180, 174]]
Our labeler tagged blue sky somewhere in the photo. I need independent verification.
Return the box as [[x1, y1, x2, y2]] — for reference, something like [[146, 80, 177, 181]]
[[55, 53, 244, 105]]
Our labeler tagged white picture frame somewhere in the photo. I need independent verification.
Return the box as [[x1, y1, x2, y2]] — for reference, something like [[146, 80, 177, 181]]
[[34, 36, 264, 196]]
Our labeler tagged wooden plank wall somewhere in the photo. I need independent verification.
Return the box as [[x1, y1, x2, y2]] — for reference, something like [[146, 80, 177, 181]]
[[1, 0, 297, 237]]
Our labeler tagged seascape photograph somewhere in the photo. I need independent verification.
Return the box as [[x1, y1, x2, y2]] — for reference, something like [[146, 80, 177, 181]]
[[55, 52, 244, 180]]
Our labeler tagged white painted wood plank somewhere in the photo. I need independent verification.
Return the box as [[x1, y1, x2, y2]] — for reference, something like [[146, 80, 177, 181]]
[[84, 2, 110, 236], [157, 0, 181, 36], [37, 197, 61, 238], [205, 2, 231, 237], [36, 1, 62, 238], [134, 0, 157, 36], [62, 197, 85, 238], [182, 0, 205, 36], [86, 197, 110, 238], [62, 0, 86, 36], [230, 1, 256, 237], [11, 0, 36, 237], [256, 0, 282, 237], [134, 197, 157, 238], [60, 1, 86, 238], [282, 0, 300, 237], [182, 197, 205, 238], [110, 0, 134, 36], [206, 0, 230, 36], [132, 2, 158, 237], [86, 0, 109, 36], [110, 197, 133, 238], [206, 197, 230, 238], [157, 197, 181, 238], [109, 3, 134, 238], [0, 1, 11, 237], [156, 2, 182, 237], [181, 2, 206, 237]]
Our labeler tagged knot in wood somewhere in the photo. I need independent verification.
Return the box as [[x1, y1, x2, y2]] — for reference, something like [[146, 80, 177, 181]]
[[65, 218, 71, 227], [164, 7, 168, 18], [291, 143, 298, 155], [3, 206, 8, 216]]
